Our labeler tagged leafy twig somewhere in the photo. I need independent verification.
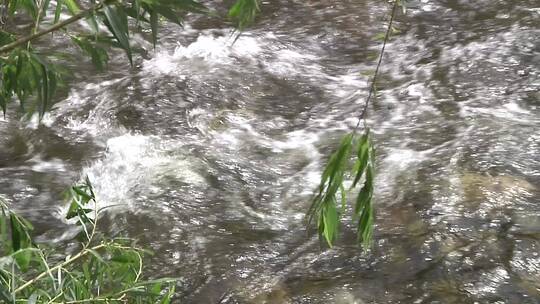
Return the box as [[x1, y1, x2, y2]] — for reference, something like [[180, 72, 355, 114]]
[[0, 0, 112, 54], [13, 244, 107, 294], [306, 0, 400, 248]]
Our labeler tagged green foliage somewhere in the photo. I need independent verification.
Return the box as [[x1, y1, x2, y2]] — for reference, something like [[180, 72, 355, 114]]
[[103, 3, 133, 65], [306, 0, 400, 249], [64, 0, 81, 14], [0, 49, 60, 118], [71, 36, 109, 71], [307, 129, 375, 248], [0, 181, 176, 303], [228, 0, 260, 29], [65, 177, 97, 241], [352, 131, 375, 245], [0, 0, 254, 118]]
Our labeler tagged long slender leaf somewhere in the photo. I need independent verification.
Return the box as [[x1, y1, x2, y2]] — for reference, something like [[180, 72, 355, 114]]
[[64, 0, 80, 14], [54, 0, 63, 23], [103, 4, 132, 65], [149, 8, 158, 47]]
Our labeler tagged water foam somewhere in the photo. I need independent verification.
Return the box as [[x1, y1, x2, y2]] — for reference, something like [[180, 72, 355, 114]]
[[62, 134, 205, 214], [143, 32, 262, 75]]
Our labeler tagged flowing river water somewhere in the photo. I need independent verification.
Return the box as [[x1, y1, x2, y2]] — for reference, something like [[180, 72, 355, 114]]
[[1, 0, 540, 303]]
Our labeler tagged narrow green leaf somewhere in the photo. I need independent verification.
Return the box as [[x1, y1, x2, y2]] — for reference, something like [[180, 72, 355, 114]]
[[151, 282, 162, 295], [160, 285, 175, 304], [134, 0, 141, 25], [86, 249, 106, 263], [54, 0, 63, 23], [86, 13, 99, 35], [0, 210, 8, 249], [64, 0, 80, 15], [13, 249, 32, 271], [71, 36, 109, 71], [149, 9, 158, 48], [322, 201, 338, 247], [228, 0, 260, 29], [103, 4, 132, 65], [72, 186, 92, 202], [10, 213, 21, 252]]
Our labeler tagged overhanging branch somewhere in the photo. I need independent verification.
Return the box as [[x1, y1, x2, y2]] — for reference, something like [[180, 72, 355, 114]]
[[0, 1, 109, 54]]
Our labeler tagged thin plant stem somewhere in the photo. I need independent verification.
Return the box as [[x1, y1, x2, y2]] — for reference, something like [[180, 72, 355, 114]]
[[354, 0, 399, 131]]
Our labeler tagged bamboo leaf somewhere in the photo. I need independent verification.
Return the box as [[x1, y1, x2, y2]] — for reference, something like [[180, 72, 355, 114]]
[[71, 185, 93, 203], [54, 0, 63, 23], [149, 9, 158, 48], [9, 213, 21, 252], [229, 0, 260, 29], [103, 4, 132, 65], [64, 0, 80, 15], [86, 13, 99, 35], [13, 249, 32, 271]]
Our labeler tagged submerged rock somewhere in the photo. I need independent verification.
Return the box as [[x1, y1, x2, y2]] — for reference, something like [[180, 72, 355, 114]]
[[459, 172, 536, 209]]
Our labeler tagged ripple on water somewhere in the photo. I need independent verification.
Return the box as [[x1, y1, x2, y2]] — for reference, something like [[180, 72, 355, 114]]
[[0, 0, 539, 302]]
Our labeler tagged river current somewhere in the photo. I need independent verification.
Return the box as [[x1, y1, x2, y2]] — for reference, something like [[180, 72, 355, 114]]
[[1, 0, 539, 303]]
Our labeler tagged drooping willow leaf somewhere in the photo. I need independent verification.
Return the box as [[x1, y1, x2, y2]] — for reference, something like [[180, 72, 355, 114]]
[[307, 129, 375, 248], [307, 133, 354, 247]]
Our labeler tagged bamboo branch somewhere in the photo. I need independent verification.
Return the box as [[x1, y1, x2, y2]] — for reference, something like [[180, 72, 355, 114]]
[[0, 0, 110, 54], [13, 243, 106, 294]]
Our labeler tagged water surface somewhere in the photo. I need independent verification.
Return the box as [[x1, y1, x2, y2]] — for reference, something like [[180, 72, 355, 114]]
[[1, 0, 539, 303]]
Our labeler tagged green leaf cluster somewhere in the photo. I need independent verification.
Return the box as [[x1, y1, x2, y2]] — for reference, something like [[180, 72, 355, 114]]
[[0, 0, 258, 118], [0, 49, 60, 118], [307, 129, 375, 248], [0, 181, 176, 303]]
